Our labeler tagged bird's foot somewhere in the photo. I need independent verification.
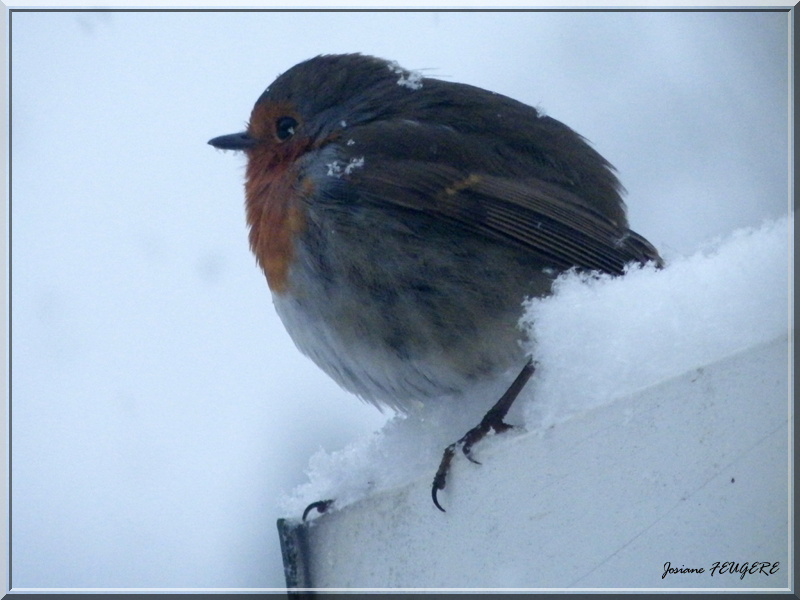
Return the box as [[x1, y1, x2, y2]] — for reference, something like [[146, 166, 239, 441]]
[[431, 412, 515, 512], [431, 359, 535, 512], [302, 499, 334, 522]]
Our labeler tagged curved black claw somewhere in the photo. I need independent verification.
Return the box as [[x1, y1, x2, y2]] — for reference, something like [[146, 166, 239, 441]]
[[461, 412, 513, 462], [462, 440, 483, 465], [302, 499, 334, 522], [432, 443, 456, 512]]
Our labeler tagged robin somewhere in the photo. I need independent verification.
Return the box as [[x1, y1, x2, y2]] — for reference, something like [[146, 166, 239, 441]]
[[209, 53, 663, 513]]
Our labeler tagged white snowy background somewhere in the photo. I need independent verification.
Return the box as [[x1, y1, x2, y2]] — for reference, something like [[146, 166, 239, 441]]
[[10, 10, 790, 589]]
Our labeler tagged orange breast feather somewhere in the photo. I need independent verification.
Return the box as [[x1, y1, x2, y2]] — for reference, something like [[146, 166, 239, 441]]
[[245, 150, 308, 294]]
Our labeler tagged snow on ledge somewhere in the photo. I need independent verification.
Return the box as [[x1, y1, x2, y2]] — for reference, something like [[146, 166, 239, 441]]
[[279, 216, 790, 519], [279, 332, 790, 589]]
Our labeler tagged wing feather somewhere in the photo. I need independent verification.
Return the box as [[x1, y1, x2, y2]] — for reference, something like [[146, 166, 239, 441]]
[[346, 157, 661, 275]]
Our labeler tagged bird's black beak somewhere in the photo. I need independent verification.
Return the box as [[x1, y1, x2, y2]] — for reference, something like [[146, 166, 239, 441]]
[[208, 131, 257, 151]]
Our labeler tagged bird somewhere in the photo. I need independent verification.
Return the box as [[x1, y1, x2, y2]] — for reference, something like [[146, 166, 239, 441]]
[[209, 53, 663, 513]]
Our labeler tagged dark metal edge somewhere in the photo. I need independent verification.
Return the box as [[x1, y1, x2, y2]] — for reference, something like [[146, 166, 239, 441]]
[[276, 517, 312, 591]]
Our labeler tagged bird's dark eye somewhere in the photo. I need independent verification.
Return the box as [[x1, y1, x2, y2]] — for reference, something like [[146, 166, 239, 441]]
[[275, 116, 298, 141]]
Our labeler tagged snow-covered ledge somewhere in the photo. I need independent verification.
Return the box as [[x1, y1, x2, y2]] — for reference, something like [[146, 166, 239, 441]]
[[277, 217, 791, 591], [279, 333, 790, 590]]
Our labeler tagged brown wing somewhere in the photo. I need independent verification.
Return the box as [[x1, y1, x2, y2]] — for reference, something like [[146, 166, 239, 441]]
[[345, 156, 662, 275]]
